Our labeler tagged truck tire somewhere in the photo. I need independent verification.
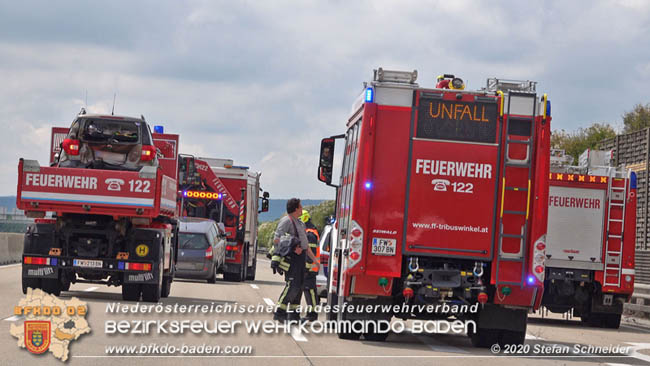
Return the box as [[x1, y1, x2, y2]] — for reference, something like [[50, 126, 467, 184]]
[[161, 276, 172, 298], [241, 249, 248, 282], [499, 329, 526, 346], [469, 328, 500, 348], [363, 321, 390, 342], [246, 257, 257, 281], [41, 278, 62, 296], [602, 313, 622, 329], [22, 277, 40, 295], [122, 284, 141, 301]]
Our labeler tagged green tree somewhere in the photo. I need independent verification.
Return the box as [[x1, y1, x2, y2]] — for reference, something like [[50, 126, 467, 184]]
[[551, 123, 616, 164], [256, 200, 335, 249], [623, 103, 650, 133]]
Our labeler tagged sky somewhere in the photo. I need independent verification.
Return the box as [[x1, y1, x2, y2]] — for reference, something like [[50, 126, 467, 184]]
[[1, 0, 649, 199]]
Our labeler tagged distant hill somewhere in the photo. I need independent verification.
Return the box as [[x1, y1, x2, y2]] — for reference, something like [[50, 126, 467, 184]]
[[0, 196, 16, 209], [258, 199, 324, 222], [0, 195, 320, 223]]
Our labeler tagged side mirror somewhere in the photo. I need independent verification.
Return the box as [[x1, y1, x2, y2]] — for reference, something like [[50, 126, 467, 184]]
[[216, 223, 226, 235], [260, 195, 269, 213], [318, 138, 336, 185], [263, 191, 270, 199]]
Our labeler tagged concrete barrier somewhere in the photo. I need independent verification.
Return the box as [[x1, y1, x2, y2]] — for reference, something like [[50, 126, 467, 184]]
[[625, 283, 650, 319], [0, 232, 24, 265]]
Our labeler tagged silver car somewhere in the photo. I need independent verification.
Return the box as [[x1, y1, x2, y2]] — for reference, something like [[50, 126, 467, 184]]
[[175, 217, 226, 283], [316, 224, 335, 299]]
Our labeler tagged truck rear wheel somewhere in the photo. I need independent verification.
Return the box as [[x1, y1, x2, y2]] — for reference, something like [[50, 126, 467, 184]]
[[41, 278, 62, 296], [22, 277, 40, 295], [603, 313, 622, 329], [469, 328, 500, 348], [499, 329, 526, 346], [122, 284, 141, 301]]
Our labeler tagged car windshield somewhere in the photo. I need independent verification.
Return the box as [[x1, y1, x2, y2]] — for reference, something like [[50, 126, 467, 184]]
[[179, 232, 210, 250], [80, 119, 140, 143]]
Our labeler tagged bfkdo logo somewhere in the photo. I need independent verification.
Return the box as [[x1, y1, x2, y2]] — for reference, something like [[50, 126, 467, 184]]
[[10, 288, 91, 362], [25, 321, 51, 354]]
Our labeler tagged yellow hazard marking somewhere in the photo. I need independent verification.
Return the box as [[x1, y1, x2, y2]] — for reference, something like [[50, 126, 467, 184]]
[[135, 244, 149, 257]]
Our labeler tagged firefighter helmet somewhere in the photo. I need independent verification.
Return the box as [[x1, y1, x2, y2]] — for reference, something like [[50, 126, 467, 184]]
[[300, 210, 310, 223]]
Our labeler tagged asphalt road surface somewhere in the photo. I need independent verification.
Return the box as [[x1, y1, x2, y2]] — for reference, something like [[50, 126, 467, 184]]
[[1, 256, 650, 366]]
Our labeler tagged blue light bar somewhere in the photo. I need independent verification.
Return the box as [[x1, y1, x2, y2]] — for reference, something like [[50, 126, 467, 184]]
[[118, 261, 125, 270], [365, 87, 374, 103], [50, 258, 58, 266], [154, 125, 164, 133], [365, 181, 372, 190]]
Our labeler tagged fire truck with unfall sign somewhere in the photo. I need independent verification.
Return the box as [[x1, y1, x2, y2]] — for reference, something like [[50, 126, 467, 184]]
[[317, 69, 551, 347], [542, 149, 636, 328], [177, 155, 269, 282], [18, 110, 179, 302]]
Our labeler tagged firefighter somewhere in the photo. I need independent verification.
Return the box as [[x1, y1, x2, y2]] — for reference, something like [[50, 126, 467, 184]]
[[273, 198, 320, 322], [300, 210, 320, 322]]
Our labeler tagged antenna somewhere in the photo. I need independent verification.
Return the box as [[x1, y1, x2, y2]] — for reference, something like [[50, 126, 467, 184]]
[[111, 93, 116, 115]]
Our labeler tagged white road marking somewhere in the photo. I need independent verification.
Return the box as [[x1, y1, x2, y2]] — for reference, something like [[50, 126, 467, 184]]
[[3, 315, 24, 322], [250, 284, 260, 289], [416, 335, 468, 354], [290, 326, 308, 342], [525, 333, 545, 340], [626, 343, 650, 363], [83, 287, 99, 292], [0, 263, 21, 269], [263, 298, 276, 306]]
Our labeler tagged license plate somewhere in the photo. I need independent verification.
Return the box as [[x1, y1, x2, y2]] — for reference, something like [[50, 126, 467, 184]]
[[73, 259, 103, 268], [372, 238, 396, 256]]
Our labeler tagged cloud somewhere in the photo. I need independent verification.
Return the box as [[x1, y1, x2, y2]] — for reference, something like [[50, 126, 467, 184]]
[[1, 1, 650, 199]]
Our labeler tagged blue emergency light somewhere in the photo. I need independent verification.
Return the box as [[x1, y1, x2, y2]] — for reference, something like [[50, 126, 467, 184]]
[[364, 181, 372, 190], [527, 275, 535, 285], [154, 125, 164, 134], [365, 87, 374, 103]]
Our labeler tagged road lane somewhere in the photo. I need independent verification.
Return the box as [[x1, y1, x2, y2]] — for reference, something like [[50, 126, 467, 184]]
[[0, 255, 648, 366]]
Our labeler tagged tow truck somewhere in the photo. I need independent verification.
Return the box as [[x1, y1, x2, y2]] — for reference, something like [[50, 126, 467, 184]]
[[317, 69, 551, 347], [18, 110, 179, 302], [542, 149, 636, 328], [178, 155, 269, 282]]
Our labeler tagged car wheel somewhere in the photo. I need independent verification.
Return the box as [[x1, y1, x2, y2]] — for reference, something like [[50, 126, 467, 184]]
[[207, 264, 217, 284]]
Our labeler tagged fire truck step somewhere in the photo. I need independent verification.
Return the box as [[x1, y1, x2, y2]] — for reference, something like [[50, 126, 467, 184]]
[[608, 235, 622, 239], [609, 203, 624, 207], [505, 162, 531, 168], [501, 233, 525, 239], [503, 210, 526, 216], [611, 187, 626, 191], [506, 139, 532, 145], [505, 186, 528, 191], [608, 219, 623, 222], [498, 257, 524, 262]]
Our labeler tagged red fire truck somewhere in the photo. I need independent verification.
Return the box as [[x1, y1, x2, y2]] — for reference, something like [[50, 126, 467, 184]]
[[318, 69, 551, 347], [178, 156, 269, 282], [18, 112, 180, 302], [542, 149, 636, 328]]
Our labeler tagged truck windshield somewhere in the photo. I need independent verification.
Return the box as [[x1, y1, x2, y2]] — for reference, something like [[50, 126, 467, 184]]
[[80, 119, 140, 143], [179, 233, 210, 250]]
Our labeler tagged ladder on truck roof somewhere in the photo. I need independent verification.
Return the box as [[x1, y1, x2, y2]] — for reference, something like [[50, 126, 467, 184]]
[[603, 167, 628, 287], [494, 91, 537, 288]]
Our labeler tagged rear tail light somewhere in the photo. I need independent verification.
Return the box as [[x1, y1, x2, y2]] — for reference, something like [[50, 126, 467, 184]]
[[24, 256, 51, 265], [205, 246, 213, 260], [348, 220, 363, 268], [62, 138, 80, 156], [403, 287, 414, 299], [478, 292, 488, 304], [226, 245, 234, 251], [140, 145, 156, 162], [125, 262, 152, 271], [532, 235, 546, 283]]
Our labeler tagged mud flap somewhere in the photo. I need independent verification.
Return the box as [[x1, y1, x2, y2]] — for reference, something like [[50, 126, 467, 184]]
[[476, 304, 527, 332], [123, 228, 163, 285]]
